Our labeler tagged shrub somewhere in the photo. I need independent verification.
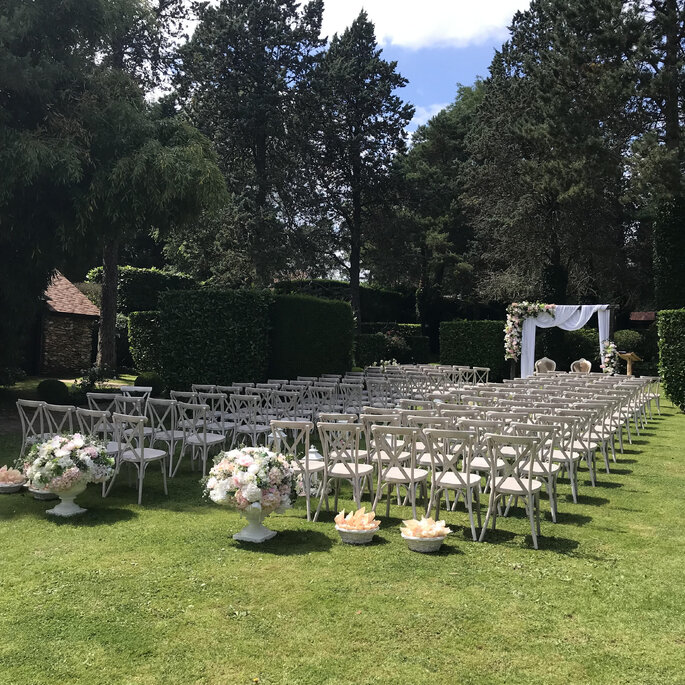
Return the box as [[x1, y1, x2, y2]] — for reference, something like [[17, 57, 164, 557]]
[[440, 320, 506, 381], [657, 309, 685, 410], [87, 266, 195, 314], [269, 295, 354, 378], [37, 379, 70, 405], [614, 329, 643, 355], [128, 311, 161, 374], [272, 279, 415, 322], [654, 196, 685, 310], [135, 372, 164, 397], [355, 333, 387, 367], [159, 289, 271, 388], [564, 329, 601, 368], [0, 367, 26, 387]]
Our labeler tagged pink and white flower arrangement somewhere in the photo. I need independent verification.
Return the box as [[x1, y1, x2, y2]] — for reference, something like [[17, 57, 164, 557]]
[[504, 302, 556, 361], [204, 447, 294, 514], [601, 339, 619, 374], [24, 434, 114, 492]]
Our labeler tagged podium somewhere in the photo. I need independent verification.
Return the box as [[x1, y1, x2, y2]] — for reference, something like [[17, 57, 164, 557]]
[[618, 351, 641, 377]]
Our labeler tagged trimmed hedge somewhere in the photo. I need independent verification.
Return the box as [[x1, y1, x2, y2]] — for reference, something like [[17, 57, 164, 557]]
[[128, 311, 162, 374], [269, 295, 354, 378], [355, 333, 387, 367], [657, 309, 685, 410], [87, 266, 195, 314], [440, 320, 506, 381], [272, 279, 415, 322], [37, 379, 70, 404], [354, 330, 431, 366], [159, 290, 272, 388]]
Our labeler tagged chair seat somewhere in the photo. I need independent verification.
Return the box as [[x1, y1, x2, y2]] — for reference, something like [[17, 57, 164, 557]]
[[551, 448, 582, 463], [329, 463, 374, 478], [571, 439, 598, 452], [373, 450, 411, 464], [208, 421, 236, 432], [494, 475, 543, 495], [106, 441, 119, 455], [521, 461, 561, 477], [383, 466, 429, 483], [186, 433, 225, 446], [235, 424, 270, 433], [291, 461, 326, 474], [155, 429, 184, 441], [435, 472, 481, 489], [121, 447, 166, 462], [124, 427, 153, 438], [471, 455, 505, 471]]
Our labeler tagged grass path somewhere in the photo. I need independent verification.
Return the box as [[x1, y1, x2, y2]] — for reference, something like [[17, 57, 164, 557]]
[[0, 404, 683, 684]]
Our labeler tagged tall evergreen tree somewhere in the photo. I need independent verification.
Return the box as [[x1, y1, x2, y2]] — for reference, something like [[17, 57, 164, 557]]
[[463, 0, 645, 305], [173, 0, 325, 285], [307, 11, 414, 324]]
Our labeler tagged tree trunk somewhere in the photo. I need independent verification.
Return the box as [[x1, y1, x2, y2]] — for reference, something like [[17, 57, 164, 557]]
[[96, 236, 119, 371]]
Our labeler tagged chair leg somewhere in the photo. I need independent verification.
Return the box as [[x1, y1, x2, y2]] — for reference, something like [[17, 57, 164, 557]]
[[137, 464, 144, 505], [161, 458, 168, 495], [528, 494, 538, 549], [466, 487, 477, 542], [570, 461, 578, 504]]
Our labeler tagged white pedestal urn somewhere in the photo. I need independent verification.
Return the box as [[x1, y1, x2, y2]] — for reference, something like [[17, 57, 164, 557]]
[[233, 503, 277, 543], [46, 480, 89, 517]]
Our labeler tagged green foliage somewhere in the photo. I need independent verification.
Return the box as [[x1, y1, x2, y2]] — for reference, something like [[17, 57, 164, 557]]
[[37, 379, 70, 405], [354, 333, 387, 367], [564, 329, 600, 367], [159, 290, 272, 388], [272, 280, 415, 322], [134, 372, 163, 397], [128, 311, 161, 374], [654, 197, 685, 310], [354, 327, 430, 366], [614, 329, 643, 354], [268, 295, 354, 378], [440, 320, 506, 381], [87, 266, 195, 313], [658, 309, 685, 409], [73, 365, 114, 394], [0, 367, 27, 388]]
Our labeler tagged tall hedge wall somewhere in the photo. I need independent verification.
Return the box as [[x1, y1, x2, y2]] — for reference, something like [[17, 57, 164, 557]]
[[440, 320, 506, 381], [87, 266, 195, 314], [657, 309, 685, 410], [159, 290, 272, 388], [269, 295, 354, 378], [272, 279, 415, 322], [128, 311, 161, 374]]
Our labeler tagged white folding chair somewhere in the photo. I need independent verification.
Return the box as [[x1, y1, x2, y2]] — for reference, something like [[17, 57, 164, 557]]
[[16, 399, 47, 459]]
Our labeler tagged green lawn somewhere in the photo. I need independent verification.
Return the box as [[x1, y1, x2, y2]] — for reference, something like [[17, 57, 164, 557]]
[[0, 405, 683, 684]]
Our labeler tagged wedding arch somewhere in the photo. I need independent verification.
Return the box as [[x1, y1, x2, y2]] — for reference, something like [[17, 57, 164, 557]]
[[505, 303, 610, 378]]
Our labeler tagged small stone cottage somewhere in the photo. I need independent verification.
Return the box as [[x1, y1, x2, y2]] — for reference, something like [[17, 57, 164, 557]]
[[41, 272, 99, 374]]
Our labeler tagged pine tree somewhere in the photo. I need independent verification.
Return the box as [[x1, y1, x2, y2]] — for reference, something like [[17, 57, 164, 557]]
[[307, 11, 414, 324]]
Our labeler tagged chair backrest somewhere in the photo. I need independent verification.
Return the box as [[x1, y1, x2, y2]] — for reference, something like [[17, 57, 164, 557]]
[[267, 379, 288, 386], [113, 412, 148, 461], [535, 357, 557, 373], [424, 428, 475, 488], [170, 390, 198, 404], [199, 392, 228, 421], [256, 383, 280, 390], [76, 407, 111, 438], [234, 382, 255, 389], [318, 413, 357, 423], [176, 401, 210, 441], [397, 399, 432, 410], [44, 403, 76, 434], [317, 422, 364, 477], [304, 386, 334, 418], [406, 415, 451, 432], [473, 367, 490, 384], [114, 395, 144, 415], [510, 422, 556, 466], [217, 385, 241, 395], [270, 420, 313, 469], [570, 358, 592, 373], [16, 399, 47, 454], [119, 386, 152, 405], [271, 390, 300, 420], [146, 398, 177, 434], [485, 433, 539, 492], [86, 392, 120, 414], [228, 394, 260, 428], [191, 384, 217, 393], [297, 376, 318, 382], [366, 378, 393, 407], [398, 408, 438, 425], [371, 425, 420, 479], [339, 383, 363, 411]]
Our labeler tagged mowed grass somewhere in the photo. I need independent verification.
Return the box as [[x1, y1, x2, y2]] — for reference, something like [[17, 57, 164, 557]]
[[0, 404, 684, 685]]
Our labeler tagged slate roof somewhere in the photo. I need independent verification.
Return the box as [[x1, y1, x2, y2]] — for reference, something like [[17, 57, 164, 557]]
[[45, 272, 100, 317]]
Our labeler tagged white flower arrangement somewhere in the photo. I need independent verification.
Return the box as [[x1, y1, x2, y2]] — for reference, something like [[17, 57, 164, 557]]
[[504, 302, 556, 362], [23, 434, 114, 492], [601, 339, 619, 374], [204, 447, 295, 514]]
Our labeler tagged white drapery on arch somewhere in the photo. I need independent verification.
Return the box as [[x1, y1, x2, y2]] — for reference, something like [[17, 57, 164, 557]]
[[520, 304, 610, 378]]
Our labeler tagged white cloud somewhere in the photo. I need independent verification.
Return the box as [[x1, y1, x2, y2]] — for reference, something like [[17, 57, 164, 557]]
[[321, 0, 530, 49], [410, 102, 449, 129]]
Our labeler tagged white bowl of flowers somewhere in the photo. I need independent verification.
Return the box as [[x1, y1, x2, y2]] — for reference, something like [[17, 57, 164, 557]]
[[334, 508, 380, 545], [401, 517, 452, 553], [0, 465, 26, 493]]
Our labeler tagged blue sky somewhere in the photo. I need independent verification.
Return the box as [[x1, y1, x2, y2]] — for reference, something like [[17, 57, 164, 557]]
[[321, 1, 531, 130]]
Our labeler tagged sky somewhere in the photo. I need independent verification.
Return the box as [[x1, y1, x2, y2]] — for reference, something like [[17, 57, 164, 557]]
[[320, 1, 531, 130]]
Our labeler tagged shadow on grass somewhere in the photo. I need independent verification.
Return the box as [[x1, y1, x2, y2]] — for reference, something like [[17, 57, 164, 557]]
[[240, 529, 334, 555], [49, 507, 137, 526], [535, 535, 580, 554], [570, 494, 610, 507], [607, 468, 633, 476], [589, 480, 624, 489], [547, 511, 592, 526]]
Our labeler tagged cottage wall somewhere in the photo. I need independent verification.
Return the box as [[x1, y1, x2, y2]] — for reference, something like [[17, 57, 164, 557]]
[[41, 314, 95, 374]]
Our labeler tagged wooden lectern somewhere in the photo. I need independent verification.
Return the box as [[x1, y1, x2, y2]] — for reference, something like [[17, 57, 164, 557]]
[[618, 351, 641, 377]]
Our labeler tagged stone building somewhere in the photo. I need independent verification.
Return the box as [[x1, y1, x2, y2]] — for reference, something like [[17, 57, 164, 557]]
[[41, 272, 100, 374]]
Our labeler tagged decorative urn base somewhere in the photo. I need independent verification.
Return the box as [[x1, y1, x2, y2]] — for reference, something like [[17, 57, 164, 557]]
[[46, 480, 88, 517], [233, 504, 277, 543]]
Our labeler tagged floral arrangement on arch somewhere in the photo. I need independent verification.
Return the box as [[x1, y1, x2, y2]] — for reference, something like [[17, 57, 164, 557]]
[[504, 302, 556, 361], [204, 447, 294, 514], [601, 340, 619, 374], [23, 434, 114, 491]]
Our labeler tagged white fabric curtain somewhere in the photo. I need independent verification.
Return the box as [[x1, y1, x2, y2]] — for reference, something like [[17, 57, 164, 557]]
[[520, 304, 610, 378]]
